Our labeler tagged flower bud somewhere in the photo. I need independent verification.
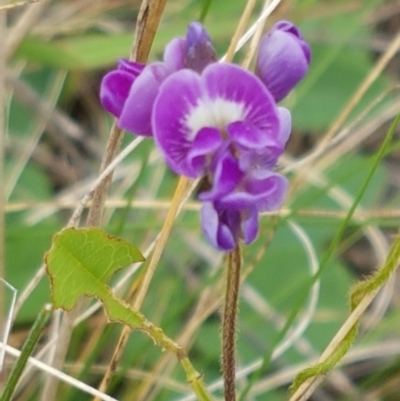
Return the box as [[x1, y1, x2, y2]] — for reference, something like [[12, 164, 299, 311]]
[[184, 21, 217, 73], [256, 21, 311, 102]]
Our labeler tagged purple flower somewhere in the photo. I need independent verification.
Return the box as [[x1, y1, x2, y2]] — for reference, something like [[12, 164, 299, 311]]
[[99, 20, 310, 251], [153, 63, 281, 176], [256, 20, 311, 102], [100, 22, 216, 136], [152, 62, 290, 250]]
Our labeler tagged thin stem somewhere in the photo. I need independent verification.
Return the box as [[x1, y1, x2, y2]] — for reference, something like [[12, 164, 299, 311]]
[[222, 245, 242, 401], [1, 304, 52, 401]]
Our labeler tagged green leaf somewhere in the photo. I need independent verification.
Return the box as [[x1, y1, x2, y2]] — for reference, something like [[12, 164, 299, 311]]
[[45, 227, 144, 311]]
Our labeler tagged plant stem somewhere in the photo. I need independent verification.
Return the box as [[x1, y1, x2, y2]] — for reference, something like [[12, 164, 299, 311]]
[[222, 245, 242, 401], [1, 304, 52, 401]]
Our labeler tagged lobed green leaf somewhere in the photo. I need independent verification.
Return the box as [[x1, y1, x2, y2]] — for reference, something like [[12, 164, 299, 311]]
[[45, 227, 144, 310]]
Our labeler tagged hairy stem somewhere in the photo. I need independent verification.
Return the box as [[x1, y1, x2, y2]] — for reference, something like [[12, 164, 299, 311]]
[[222, 245, 242, 401]]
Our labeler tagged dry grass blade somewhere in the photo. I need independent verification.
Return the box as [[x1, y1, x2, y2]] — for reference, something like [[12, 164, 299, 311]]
[[321, 31, 400, 145], [0, 0, 7, 384], [296, 31, 400, 177], [0, 279, 17, 372], [0, 343, 118, 401], [223, 0, 257, 63], [5, 0, 51, 60], [241, 0, 271, 69], [0, 0, 40, 11], [220, 0, 283, 62]]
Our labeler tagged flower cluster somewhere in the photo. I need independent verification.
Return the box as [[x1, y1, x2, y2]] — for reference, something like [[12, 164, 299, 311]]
[[100, 21, 310, 251]]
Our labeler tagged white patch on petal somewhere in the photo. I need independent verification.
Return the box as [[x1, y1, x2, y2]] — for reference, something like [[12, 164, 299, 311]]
[[184, 98, 246, 140]]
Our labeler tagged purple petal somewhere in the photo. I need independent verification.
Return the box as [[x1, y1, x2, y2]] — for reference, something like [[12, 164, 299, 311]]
[[220, 171, 288, 212], [273, 21, 311, 64], [164, 37, 185, 71], [100, 70, 136, 118], [199, 150, 243, 201], [227, 120, 280, 149], [119, 62, 171, 136], [184, 21, 217, 73], [203, 63, 280, 141], [256, 22, 310, 102], [235, 107, 291, 171], [241, 208, 259, 244], [153, 69, 204, 174], [237, 146, 283, 171], [277, 106, 292, 146], [186, 127, 223, 177], [245, 171, 289, 212], [201, 202, 237, 251]]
